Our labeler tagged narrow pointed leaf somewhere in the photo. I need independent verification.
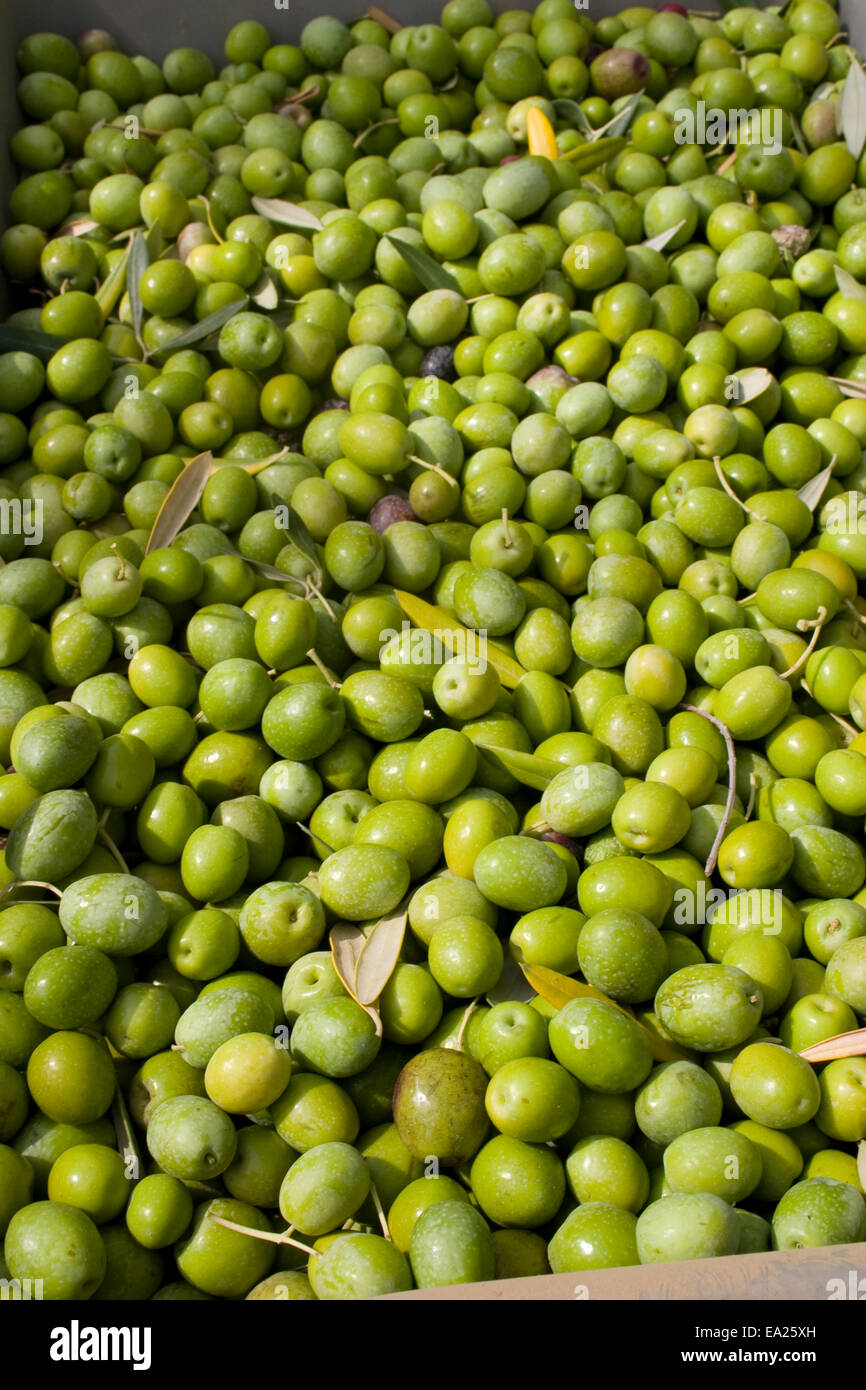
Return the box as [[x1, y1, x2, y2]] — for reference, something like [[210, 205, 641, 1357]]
[[834, 265, 866, 302], [145, 451, 213, 554], [385, 235, 459, 293], [250, 270, 280, 310], [478, 744, 563, 791], [561, 135, 627, 169], [245, 558, 306, 590], [330, 922, 366, 997], [0, 325, 68, 361], [643, 219, 686, 253], [354, 907, 407, 1005], [797, 456, 837, 512], [486, 957, 536, 1006], [737, 366, 775, 403], [595, 91, 645, 140], [330, 923, 383, 1036], [799, 1026, 866, 1063], [127, 230, 148, 344], [828, 375, 866, 399], [838, 53, 866, 158], [859, 1141, 866, 1194], [60, 218, 101, 237], [552, 98, 594, 136], [520, 964, 689, 1062], [287, 508, 321, 567], [112, 1077, 142, 1182], [145, 221, 165, 260], [392, 590, 528, 689], [251, 196, 324, 232], [95, 244, 130, 317], [148, 297, 247, 355]]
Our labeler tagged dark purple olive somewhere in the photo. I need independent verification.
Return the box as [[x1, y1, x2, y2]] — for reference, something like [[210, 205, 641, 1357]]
[[312, 398, 350, 416], [589, 48, 650, 100], [369, 495, 416, 532], [419, 346, 456, 381]]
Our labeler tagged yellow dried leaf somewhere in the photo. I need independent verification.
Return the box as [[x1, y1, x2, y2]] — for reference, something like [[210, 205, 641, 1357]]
[[527, 107, 558, 159], [392, 590, 528, 689], [520, 964, 689, 1063]]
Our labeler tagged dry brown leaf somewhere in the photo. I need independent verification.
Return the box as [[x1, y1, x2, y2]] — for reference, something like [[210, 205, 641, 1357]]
[[797, 455, 837, 512], [799, 1026, 866, 1063], [354, 907, 407, 1005], [643, 219, 686, 252], [145, 451, 213, 555]]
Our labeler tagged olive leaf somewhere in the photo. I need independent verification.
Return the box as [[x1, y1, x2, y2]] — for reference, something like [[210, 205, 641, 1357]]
[[329, 923, 382, 1036], [790, 115, 808, 157], [834, 265, 866, 303], [643, 219, 686, 253], [145, 221, 165, 261], [838, 53, 866, 159], [127, 230, 148, 349], [251, 196, 324, 232], [859, 1141, 866, 1194], [828, 375, 866, 399], [594, 90, 645, 140], [354, 906, 407, 1006], [250, 269, 280, 310], [736, 366, 775, 404], [94, 243, 130, 317], [144, 451, 214, 555], [797, 456, 837, 512], [798, 1027, 866, 1063], [681, 703, 738, 877], [520, 964, 689, 1063], [385, 235, 460, 293], [146, 297, 248, 356], [477, 744, 563, 792], [245, 558, 307, 591], [486, 957, 536, 1006], [111, 1077, 142, 1183], [0, 325, 66, 361], [60, 217, 101, 237], [392, 590, 527, 689], [552, 98, 594, 137], [560, 135, 628, 171], [287, 507, 321, 569]]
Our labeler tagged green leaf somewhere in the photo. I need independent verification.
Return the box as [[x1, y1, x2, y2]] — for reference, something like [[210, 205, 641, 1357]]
[[552, 98, 594, 136], [560, 135, 627, 171], [148, 297, 248, 355], [835, 265, 866, 303], [287, 507, 321, 568], [385, 235, 460, 293], [477, 744, 563, 791], [95, 244, 130, 318], [145, 451, 214, 554], [0, 325, 63, 361], [643, 219, 686, 252], [594, 90, 645, 140], [251, 196, 324, 232], [797, 456, 837, 512], [838, 53, 866, 160], [245, 558, 307, 591], [250, 270, 280, 310], [127, 230, 148, 347]]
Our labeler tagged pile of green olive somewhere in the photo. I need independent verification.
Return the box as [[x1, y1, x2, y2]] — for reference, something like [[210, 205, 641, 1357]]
[[2, 0, 866, 1302]]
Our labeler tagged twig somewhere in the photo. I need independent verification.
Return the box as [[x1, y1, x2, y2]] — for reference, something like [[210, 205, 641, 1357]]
[[681, 704, 737, 877], [369, 1181, 391, 1240], [208, 1214, 320, 1256], [306, 648, 340, 687], [456, 997, 480, 1051], [780, 607, 826, 679]]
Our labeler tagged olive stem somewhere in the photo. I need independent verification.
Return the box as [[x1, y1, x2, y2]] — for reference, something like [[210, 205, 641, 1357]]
[[305, 648, 340, 688], [408, 456, 459, 488], [502, 508, 512, 547], [369, 1181, 392, 1241], [353, 117, 400, 149], [456, 996, 480, 1052], [97, 825, 130, 874], [845, 599, 866, 629], [0, 879, 62, 903], [296, 821, 335, 855], [713, 456, 758, 517], [365, 6, 403, 34], [781, 607, 826, 679], [208, 1214, 321, 1256], [681, 704, 738, 878], [304, 577, 337, 622]]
